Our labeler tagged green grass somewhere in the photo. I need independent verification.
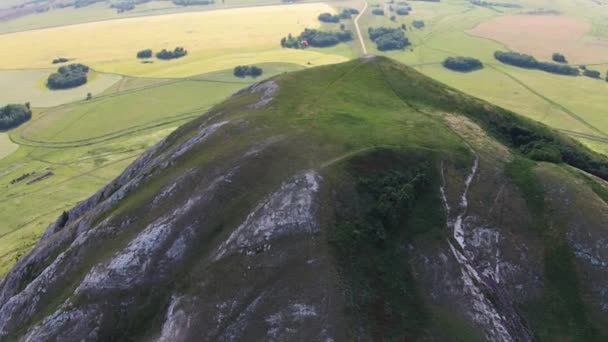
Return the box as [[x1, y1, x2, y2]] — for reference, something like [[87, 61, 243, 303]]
[[19, 79, 244, 144], [0, 133, 18, 160], [0, 69, 121, 108]]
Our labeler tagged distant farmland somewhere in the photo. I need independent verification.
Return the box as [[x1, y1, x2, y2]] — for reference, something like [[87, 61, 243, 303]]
[[0, 3, 349, 77]]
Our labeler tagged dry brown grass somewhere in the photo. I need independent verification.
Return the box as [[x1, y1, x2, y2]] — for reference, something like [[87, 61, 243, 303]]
[[468, 15, 608, 64]]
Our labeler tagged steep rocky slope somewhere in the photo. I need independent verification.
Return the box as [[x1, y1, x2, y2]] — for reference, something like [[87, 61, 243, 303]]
[[1, 57, 608, 341]]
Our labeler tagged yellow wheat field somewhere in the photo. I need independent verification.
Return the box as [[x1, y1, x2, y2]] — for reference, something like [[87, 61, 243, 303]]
[[0, 3, 348, 77]]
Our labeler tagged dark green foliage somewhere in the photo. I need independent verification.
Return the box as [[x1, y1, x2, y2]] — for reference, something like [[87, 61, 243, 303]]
[[156, 47, 187, 60], [52, 57, 69, 64], [396, 7, 410, 15], [494, 51, 580, 76], [318, 12, 340, 23], [110, 1, 135, 13], [281, 29, 353, 49], [136, 49, 153, 59], [0, 104, 32, 130], [233, 65, 263, 78], [339, 8, 359, 19], [412, 20, 425, 29], [471, 0, 521, 8], [368, 27, 410, 51], [172, 0, 214, 5], [73, 0, 103, 8], [552, 52, 567, 63], [371, 8, 384, 15], [442, 56, 483, 72], [583, 69, 601, 79], [329, 150, 442, 340], [47, 63, 90, 90]]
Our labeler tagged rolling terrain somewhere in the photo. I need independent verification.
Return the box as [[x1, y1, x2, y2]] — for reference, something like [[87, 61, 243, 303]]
[[2, 57, 608, 341]]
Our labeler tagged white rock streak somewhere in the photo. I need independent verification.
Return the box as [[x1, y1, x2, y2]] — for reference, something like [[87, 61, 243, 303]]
[[440, 155, 513, 342]]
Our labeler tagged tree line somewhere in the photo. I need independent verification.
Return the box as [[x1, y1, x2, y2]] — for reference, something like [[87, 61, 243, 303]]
[[0, 104, 32, 130], [442, 57, 483, 72], [172, 0, 214, 6], [47, 63, 90, 90], [368, 27, 410, 51], [494, 51, 579, 76], [281, 29, 353, 49], [233, 65, 263, 78], [52, 58, 70, 64], [156, 47, 188, 60]]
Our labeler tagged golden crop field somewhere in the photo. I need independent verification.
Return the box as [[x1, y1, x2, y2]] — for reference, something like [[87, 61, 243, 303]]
[[468, 15, 608, 64], [0, 3, 348, 77]]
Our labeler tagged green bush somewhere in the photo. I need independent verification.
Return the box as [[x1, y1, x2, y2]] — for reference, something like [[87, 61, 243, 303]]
[[47, 63, 90, 90], [0, 104, 32, 130]]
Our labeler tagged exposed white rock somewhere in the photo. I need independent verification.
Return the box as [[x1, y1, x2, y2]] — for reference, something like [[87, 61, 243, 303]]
[[158, 295, 190, 342], [213, 171, 321, 261]]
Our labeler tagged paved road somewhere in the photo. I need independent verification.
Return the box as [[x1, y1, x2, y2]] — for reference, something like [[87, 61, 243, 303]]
[[354, 1, 368, 55]]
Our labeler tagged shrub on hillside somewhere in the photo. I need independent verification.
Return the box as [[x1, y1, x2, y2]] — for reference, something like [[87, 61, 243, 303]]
[[372, 9, 384, 15], [0, 104, 32, 130], [368, 27, 410, 51], [136, 49, 153, 59], [552, 53, 567, 63], [47, 63, 90, 90], [442, 57, 483, 72], [233, 65, 263, 78], [156, 47, 188, 60]]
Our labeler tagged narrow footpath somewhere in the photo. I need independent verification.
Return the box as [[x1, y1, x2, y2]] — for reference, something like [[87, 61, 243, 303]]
[[354, 1, 368, 55]]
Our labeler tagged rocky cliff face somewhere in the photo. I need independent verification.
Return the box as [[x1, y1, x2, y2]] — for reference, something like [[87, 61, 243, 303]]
[[1, 57, 607, 341]]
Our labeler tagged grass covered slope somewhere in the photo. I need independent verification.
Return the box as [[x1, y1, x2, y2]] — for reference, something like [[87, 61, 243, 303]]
[[2, 57, 608, 341]]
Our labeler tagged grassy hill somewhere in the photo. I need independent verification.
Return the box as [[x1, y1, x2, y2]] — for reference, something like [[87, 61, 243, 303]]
[[1, 57, 608, 341]]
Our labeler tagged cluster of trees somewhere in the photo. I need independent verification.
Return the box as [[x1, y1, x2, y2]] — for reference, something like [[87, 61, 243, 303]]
[[318, 12, 340, 23], [281, 29, 353, 49], [137, 49, 153, 59], [371, 9, 385, 15], [494, 51, 580, 76], [583, 69, 601, 79], [52, 58, 69, 64], [172, 0, 214, 5], [233, 65, 263, 78], [412, 20, 425, 29], [442, 56, 483, 72], [74, 0, 103, 8], [110, 1, 135, 13], [368, 27, 410, 51], [0, 104, 32, 130], [396, 7, 410, 15], [340, 8, 359, 18], [47, 63, 90, 90], [156, 47, 188, 60], [552, 52, 567, 63], [318, 8, 359, 22]]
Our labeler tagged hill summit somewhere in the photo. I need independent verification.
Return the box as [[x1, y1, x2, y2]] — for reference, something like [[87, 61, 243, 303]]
[[1, 57, 608, 341]]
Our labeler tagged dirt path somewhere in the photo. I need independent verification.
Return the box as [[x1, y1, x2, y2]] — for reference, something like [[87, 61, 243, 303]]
[[354, 1, 368, 55]]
